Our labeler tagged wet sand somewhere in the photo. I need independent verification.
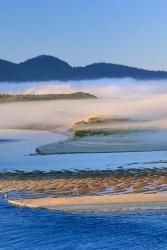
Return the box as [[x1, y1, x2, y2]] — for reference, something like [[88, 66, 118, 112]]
[[3, 174, 167, 213], [36, 130, 167, 155], [7, 193, 167, 212], [1, 175, 167, 197]]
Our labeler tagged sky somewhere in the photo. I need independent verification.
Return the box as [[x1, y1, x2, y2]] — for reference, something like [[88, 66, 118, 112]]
[[0, 0, 167, 70]]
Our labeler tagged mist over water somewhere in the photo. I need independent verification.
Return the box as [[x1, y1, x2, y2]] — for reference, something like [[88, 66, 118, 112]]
[[1, 78, 167, 98], [1, 78, 167, 129]]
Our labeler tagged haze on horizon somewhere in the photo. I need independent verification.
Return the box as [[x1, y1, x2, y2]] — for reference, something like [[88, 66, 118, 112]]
[[1, 79, 167, 130], [0, 0, 167, 71]]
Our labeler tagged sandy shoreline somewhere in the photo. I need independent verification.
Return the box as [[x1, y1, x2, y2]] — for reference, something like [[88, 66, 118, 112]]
[[36, 131, 167, 155], [7, 193, 167, 212]]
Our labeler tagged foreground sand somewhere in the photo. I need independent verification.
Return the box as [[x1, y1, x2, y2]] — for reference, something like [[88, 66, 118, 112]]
[[7, 193, 167, 212], [1, 175, 167, 196], [3, 169, 167, 212]]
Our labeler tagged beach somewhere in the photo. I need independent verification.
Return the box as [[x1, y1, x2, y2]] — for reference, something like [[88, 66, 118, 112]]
[[4, 167, 167, 212], [7, 193, 167, 212]]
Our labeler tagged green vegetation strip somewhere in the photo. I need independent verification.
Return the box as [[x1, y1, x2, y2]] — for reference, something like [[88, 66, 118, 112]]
[[74, 128, 145, 137]]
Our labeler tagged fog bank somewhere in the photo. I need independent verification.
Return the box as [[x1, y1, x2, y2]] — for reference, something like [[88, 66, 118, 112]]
[[1, 78, 167, 99], [1, 78, 167, 129], [0, 95, 167, 129]]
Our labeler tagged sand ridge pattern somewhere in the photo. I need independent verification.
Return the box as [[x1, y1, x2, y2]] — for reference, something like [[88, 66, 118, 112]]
[[1, 175, 167, 198]]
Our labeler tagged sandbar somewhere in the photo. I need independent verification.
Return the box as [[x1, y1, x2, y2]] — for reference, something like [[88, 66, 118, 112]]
[[36, 131, 167, 154], [7, 193, 167, 212]]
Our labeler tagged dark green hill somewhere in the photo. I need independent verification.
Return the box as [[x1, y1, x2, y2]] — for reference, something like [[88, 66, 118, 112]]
[[1, 55, 167, 81]]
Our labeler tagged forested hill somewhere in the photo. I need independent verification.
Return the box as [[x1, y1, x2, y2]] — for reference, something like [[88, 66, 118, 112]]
[[1, 55, 167, 82]]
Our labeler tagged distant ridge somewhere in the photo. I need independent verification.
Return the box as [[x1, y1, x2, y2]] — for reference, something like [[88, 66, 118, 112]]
[[1, 55, 167, 82], [0, 92, 97, 103]]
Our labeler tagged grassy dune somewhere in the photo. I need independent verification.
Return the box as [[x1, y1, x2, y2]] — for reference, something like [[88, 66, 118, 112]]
[[73, 115, 149, 137], [74, 128, 145, 137]]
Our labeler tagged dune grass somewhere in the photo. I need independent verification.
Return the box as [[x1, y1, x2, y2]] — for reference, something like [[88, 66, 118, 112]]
[[74, 128, 144, 137]]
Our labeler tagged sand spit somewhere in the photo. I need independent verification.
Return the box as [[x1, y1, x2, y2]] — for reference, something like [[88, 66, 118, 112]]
[[36, 131, 167, 155], [7, 193, 167, 212]]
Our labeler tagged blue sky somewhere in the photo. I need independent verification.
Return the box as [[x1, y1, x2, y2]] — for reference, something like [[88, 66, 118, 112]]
[[0, 0, 167, 70]]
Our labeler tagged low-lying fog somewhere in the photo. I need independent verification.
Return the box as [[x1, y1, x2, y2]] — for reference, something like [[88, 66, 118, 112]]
[[1, 78, 167, 129]]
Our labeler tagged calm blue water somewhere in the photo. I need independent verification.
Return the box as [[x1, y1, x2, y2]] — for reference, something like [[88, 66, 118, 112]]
[[0, 198, 167, 250], [1, 129, 167, 172]]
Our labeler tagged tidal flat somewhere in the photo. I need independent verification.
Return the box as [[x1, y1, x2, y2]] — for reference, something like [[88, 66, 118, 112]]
[[2, 167, 167, 212], [1, 126, 167, 212], [1, 168, 167, 194]]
